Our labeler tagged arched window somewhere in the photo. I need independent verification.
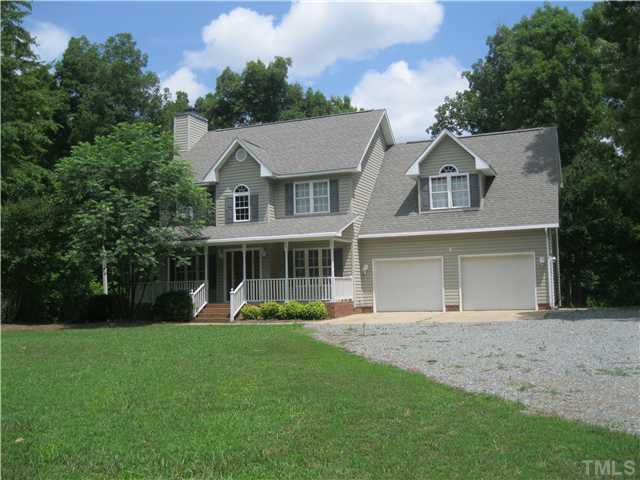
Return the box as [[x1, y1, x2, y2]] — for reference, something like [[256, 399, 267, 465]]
[[233, 184, 250, 222], [439, 164, 458, 174]]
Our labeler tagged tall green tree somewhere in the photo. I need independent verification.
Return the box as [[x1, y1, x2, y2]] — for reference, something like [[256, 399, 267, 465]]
[[195, 57, 357, 128], [429, 5, 604, 164], [52, 33, 164, 160], [427, 4, 639, 306], [1, 1, 62, 200], [54, 123, 208, 311]]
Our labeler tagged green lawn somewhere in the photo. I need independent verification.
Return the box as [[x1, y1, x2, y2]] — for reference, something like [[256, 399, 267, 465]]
[[2, 325, 637, 479]]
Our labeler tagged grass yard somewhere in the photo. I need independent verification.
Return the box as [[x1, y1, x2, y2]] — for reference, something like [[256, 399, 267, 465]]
[[2, 325, 638, 479]]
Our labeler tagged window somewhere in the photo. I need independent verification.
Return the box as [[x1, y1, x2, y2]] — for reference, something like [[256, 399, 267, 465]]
[[293, 248, 332, 277], [429, 165, 470, 209], [233, 184, 250, 222], [294, 180, 330, 214]]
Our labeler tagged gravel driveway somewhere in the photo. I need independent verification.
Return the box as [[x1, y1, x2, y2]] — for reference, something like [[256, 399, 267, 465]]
[[309, 314, 640, 435]]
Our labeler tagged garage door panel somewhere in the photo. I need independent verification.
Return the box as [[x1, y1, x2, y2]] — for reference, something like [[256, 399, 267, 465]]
[[374, 258, 442, 312], [461, 255, 536, 310]]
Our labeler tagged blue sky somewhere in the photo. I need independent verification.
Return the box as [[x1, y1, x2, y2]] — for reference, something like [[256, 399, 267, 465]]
[[28, 1, 592, 140]]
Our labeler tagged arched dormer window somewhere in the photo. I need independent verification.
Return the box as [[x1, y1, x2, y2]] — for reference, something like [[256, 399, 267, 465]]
[[430, 164, 470, 209], [439, 164, 458, 174], [233, 184, 250, 222]]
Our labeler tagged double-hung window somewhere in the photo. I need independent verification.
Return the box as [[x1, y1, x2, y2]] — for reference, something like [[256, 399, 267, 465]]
[[429, 165, 470, 209], [293, 248, 332, 277], [233, 184, 250, 222], [294, 179, 329, 214]]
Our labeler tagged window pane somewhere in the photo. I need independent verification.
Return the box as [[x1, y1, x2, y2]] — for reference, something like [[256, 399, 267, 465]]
[[312, 182, 329, 212], [295, 183, 310, 198], [431, 177, 447, 193], [432, 192, 449, 209], [308, 250, 319, 267], [451, 175, 468, 191], [295, 197, 310, 214], [294, 251, 305, 277], [452, 190, 469, 207], [321, 249, 331, 267]]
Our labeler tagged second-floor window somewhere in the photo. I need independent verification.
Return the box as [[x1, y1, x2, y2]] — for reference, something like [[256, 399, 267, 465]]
[[430, 165, 470, 209], [294, 180, 329, 214], [233, 184, 250, 222]]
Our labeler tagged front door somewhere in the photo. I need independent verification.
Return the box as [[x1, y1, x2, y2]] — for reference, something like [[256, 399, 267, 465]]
[[225, 250, 261, 300]]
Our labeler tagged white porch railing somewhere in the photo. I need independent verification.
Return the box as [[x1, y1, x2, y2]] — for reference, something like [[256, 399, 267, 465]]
[[191, 283, 207, 317], [229, 280, 246, 322], [133, 280, 203, 304], [245, 277, 353, 303]]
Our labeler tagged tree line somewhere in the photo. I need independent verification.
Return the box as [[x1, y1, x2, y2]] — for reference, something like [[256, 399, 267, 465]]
[[2, 1, 638, 322]]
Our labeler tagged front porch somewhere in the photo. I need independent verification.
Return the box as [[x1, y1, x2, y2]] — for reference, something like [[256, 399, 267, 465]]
[[142, 238, 354, 321]]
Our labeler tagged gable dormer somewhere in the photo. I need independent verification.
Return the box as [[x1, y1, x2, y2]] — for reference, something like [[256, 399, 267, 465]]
[[406, 130, 496, 213]]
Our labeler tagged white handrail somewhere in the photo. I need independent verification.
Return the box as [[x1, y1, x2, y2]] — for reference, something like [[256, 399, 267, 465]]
[[229, 281, 246, 322], [191, 283, 207, 318]]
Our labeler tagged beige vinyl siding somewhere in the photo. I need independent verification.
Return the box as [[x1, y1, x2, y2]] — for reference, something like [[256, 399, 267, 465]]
[[358, 229, 549, 308], [350, 129, 387, 307], [215, 152, 271, 225], [419, 135, 476, 176], [174, 117, 188, 153], [271, 174, 352, 218], [174, 114, 208, 153]]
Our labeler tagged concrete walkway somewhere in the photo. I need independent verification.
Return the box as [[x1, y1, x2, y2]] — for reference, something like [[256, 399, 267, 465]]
[[317, 310, 545, 325]]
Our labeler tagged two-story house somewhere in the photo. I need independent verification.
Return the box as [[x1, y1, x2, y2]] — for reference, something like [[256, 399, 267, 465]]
[[161, 109, 560, 321]]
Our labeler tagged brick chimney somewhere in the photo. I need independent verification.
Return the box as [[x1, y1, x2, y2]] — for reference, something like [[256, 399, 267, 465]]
[[174, 110, 208, 153]]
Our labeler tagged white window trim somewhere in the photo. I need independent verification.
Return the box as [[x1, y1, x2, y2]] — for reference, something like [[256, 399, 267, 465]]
[[233, 184, 250, 222], [292, 248, 332, 277], [429, 171, 470, 210], [293, 179, 330, 215]]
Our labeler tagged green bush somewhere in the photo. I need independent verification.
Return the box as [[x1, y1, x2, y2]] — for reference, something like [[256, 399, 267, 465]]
[[153, 291, 193, 322], [302, 301, 328, 320], [282, 301, 305, 320], [86, 294, 128, 322], [132, 302, 154, 322], [260, 301, 282, 320], [240, 304, 261, 320]]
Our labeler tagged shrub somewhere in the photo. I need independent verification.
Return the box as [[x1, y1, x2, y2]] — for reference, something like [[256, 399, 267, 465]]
[[132, 302, 154, 322], [282, 301, 305, 320], [241, 304, 261, 320], [302, 301, 328, 320], [260, 301, 282, 320], [86, 294, 128, 322], [153, 291, 193, 322]]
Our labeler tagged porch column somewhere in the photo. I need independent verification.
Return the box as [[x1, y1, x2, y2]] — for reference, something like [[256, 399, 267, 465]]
[[284, 241, 289, 302], [330, 239, 335, 301], [242, 244, 247, 283], [204, 245, 209, 303]]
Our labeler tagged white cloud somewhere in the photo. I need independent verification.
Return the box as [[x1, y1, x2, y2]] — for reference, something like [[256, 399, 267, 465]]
[[351, 58, 467, 141], [184, 1, 444, 78], [30, 21, 71, 63], [161, 67, 209, 102]]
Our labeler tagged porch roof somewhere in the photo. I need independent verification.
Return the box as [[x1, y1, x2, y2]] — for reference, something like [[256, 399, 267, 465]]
[[197, 214, 356, 244]]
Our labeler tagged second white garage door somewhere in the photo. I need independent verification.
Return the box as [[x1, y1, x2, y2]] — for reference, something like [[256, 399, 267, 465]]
[[460, 254, 537, 310], [373, 258, 443, 312]]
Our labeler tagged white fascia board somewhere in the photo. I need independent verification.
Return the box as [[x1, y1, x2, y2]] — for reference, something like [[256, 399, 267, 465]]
[[406, 129, 496, 177], [203, 231, 343, 245], [358, 223, 559, 239], [270, 168, 359, 179]]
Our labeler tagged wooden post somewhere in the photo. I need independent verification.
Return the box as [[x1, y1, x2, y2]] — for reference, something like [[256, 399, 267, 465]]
[[284, 241, 289, 302], [204, 245, 209, 303], [330, 239, 335, 301], [242, 244, 247, 283]]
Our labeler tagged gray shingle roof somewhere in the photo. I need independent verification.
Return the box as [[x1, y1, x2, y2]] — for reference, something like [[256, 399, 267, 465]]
[[183, 110, 386, 182], [198, 213, 356, 243], [360, 127, 561, 236]]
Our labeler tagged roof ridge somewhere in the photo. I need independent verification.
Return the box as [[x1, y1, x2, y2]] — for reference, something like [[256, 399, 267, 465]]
[[211, 109, 384, 133], [399, 126, 553, 145]]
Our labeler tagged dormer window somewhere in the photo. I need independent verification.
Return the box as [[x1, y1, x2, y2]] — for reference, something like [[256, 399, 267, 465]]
[[233, 184, 250, 222], [430, 165, 470, 209]]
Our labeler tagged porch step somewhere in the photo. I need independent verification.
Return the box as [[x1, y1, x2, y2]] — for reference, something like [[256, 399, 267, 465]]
[[195, 303, 231, 323]]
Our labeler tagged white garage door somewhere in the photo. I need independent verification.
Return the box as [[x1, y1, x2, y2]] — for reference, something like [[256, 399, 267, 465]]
[[374, 258, 443, 312], [461, 254, 536, 310]]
